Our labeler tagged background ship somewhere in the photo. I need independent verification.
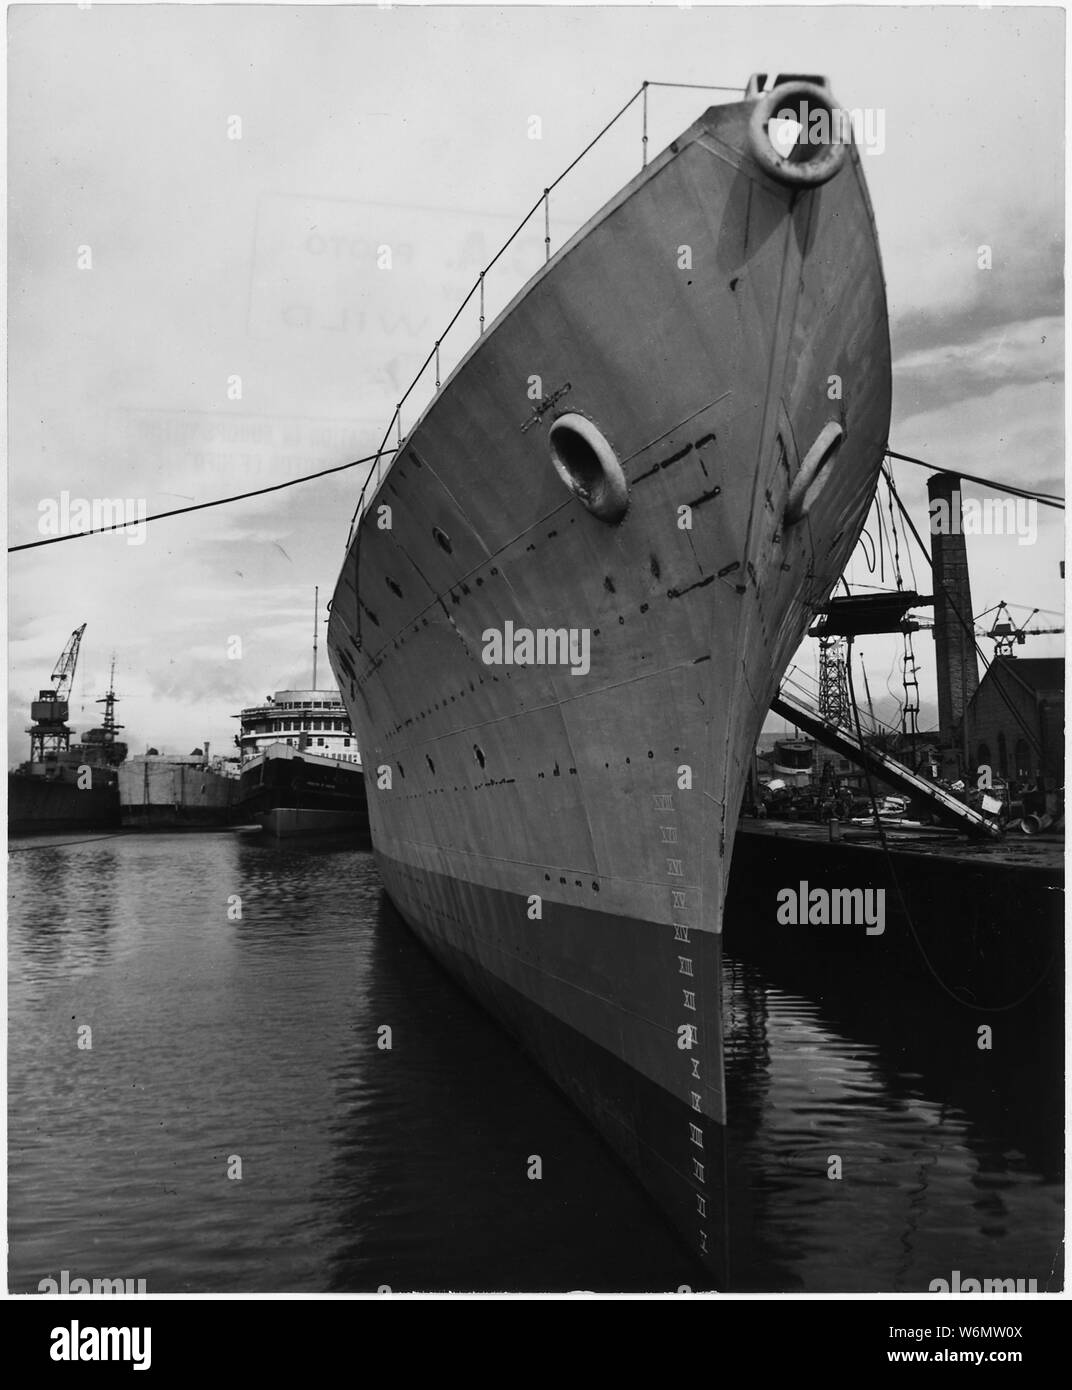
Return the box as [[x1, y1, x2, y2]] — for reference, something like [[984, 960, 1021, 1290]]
[[769, 736, 814, 785], [9, 625, 128, 835], [328, 74, 892, 1283], [234, 691, 369, 838], [235, 591, 370, 839], [119, 745, 239, 829]]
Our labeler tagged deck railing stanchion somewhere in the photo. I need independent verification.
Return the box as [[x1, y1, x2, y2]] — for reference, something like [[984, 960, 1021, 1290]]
[[350, 81, 746, 539]]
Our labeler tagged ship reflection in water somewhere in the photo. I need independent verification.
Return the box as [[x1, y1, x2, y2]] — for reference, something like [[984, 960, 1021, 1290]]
[[8, 835, 1060, 1293]]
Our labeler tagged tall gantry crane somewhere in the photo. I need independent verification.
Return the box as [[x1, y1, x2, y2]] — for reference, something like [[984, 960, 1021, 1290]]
[[28, 623, 87, 762], [816, 637, 850, 725]]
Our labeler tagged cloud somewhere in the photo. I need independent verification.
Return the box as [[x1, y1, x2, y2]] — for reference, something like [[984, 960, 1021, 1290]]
[[7, 6, 1065, 772], [887, 212, 1063, 354], [892, 316, 1063, 446], [893, 377, 1063, 497]]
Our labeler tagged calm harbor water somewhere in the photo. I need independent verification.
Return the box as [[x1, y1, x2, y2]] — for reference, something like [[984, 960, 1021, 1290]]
[[8, 831, 1063, 1294]]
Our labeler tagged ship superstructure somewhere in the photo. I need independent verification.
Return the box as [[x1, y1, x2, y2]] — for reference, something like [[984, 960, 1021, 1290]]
[[235, 689, 361, 765]]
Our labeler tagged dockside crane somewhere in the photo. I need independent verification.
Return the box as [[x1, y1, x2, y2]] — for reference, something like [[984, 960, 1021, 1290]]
[[910, 601, 1064, 656], [27, 623, 87, 762], [985, 603, 1064, 657]]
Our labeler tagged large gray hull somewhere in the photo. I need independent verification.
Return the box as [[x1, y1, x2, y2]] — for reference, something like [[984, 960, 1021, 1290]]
[[328, 91, 891, 1282]]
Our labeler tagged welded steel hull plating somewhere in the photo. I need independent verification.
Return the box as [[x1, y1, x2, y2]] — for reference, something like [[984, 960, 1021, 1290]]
[[328, 89, 892, 1285]]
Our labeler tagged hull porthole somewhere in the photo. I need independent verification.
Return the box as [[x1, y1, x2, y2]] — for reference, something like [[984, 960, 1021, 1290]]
[[548, 413, 629, 523], [785, 421, 844, 525], [747, 80, 849, 189]]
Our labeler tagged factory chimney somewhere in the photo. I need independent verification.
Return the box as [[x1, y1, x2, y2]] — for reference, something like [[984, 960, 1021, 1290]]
[[927, 473, 980, 772]]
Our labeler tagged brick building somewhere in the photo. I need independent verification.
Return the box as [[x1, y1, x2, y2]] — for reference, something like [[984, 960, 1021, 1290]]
[[964, 657, 1064, 787]]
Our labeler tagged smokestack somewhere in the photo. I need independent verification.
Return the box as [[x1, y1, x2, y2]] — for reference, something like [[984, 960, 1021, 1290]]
[[927, 473, 979, 763]]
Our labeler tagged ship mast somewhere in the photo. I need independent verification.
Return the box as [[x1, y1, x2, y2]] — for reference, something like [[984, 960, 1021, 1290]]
[[312, 585, 319, 690], [94, 654, 126, 764]]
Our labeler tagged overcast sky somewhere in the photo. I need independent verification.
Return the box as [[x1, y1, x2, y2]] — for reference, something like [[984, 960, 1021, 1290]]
[[6, 3, 1065, 762]]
